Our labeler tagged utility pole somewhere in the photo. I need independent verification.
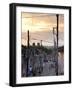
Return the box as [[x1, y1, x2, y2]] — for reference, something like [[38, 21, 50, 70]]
[[56, 14, 59, 50], [53, 14, 59, 76], [56, 14, 59, 75], [27, 30, 30, 48], [26, 30, 30, 76]]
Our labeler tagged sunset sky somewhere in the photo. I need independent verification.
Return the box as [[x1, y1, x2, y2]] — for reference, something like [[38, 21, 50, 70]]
[[21, 12, 64, 46]]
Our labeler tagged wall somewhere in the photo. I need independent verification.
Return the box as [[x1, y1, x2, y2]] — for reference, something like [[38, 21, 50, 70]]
[[0, 0, 72, 89]]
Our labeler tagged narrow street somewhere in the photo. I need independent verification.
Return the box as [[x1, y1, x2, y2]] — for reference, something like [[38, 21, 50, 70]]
[[22, 46, 57, 76]]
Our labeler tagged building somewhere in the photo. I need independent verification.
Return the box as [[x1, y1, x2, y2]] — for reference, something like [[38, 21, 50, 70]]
[[58, 46, 64, 75]]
